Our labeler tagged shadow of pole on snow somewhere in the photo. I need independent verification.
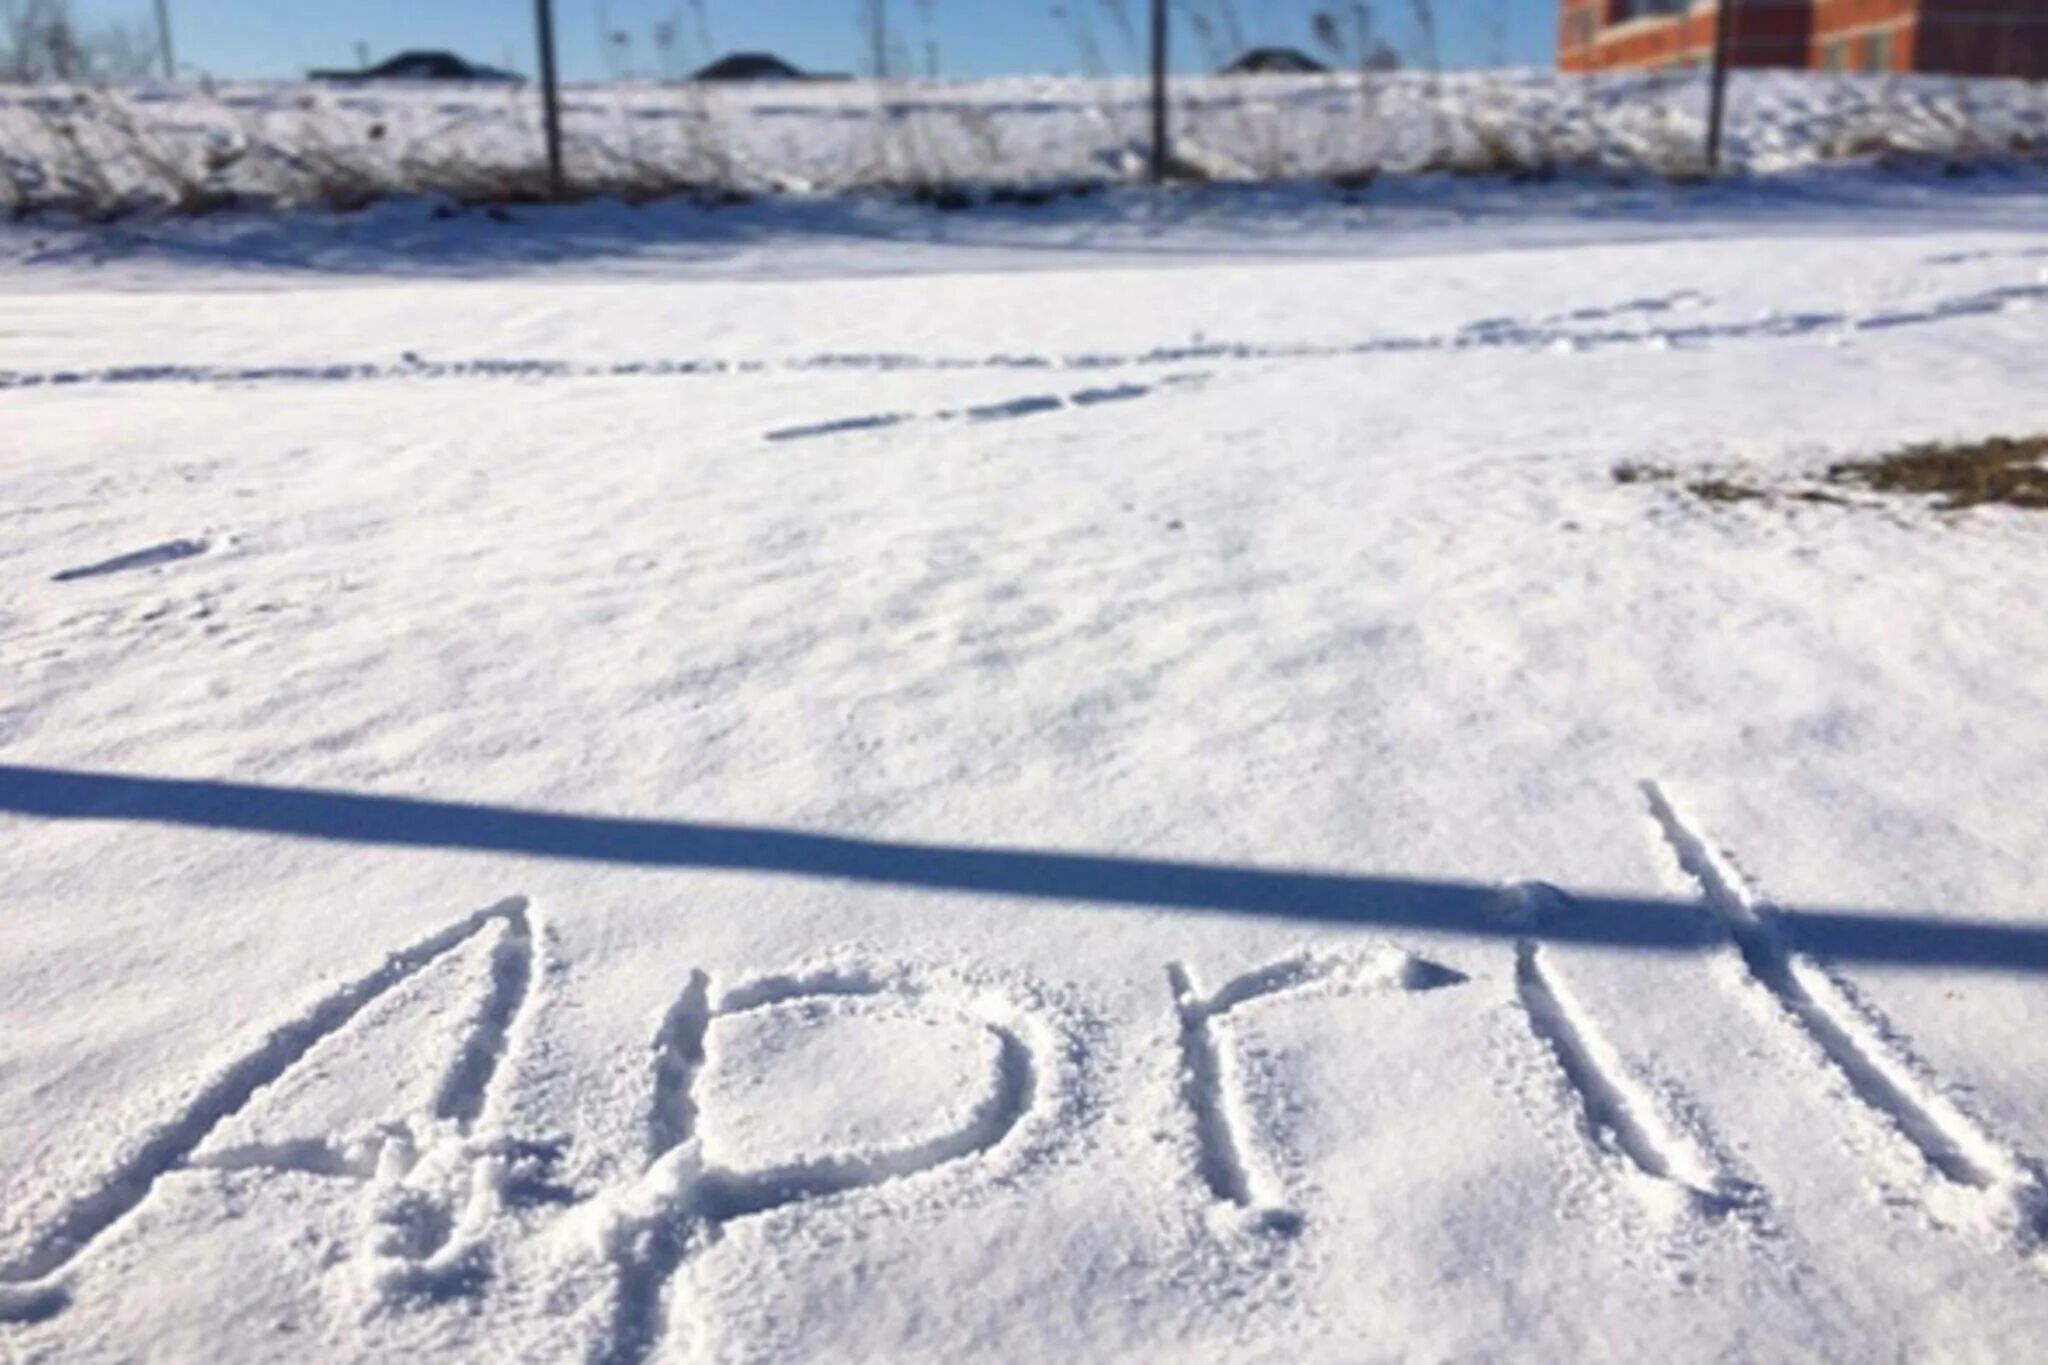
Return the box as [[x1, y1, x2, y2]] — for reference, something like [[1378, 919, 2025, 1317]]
[[1, 764, 2043, 975]]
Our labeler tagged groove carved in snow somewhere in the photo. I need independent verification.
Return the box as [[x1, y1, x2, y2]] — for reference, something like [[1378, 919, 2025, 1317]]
[[0, 897, 538, 1321], [1167, 949, 1467, 1235]]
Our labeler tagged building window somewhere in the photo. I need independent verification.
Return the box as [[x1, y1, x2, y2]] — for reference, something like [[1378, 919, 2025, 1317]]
[[1610, 0, 1691, 22], [1822, 38, 1848, 72], [1566, 10, 1596, 50], [1866, 30, 1894, 73]]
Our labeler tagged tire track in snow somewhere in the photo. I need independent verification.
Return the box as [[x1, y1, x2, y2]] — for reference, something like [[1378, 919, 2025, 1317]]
[[0, 896, 535, 1321], [598, 966, 1045, 1365], [1641, 781, 2048, 1252], [1, 278, 2038, 396], [1168, 950, 1465, 1235]]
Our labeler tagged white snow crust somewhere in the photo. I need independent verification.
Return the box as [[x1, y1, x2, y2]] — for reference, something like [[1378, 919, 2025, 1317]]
[[2, 169, 2047, 1362]]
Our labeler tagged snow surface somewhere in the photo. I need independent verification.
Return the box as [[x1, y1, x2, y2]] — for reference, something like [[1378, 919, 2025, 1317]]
[[2, 180, 2048, 1362]]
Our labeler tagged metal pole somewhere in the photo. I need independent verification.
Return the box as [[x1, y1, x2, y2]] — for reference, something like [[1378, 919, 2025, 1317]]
[[534, 0, 566, 199], [1705, 0, 1737, 173], [1149, 0, 1169, 182], [152, 0, 175, 79]]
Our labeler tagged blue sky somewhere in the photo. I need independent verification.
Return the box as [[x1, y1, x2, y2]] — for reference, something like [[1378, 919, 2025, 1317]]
[[79, 1, 1557, 81]]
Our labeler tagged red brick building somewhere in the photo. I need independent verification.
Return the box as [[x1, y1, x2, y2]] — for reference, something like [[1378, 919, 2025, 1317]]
[[1558, 1, 2048, 77]]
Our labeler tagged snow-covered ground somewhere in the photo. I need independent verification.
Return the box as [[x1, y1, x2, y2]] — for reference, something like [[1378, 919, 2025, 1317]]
[[2, 183, 2048, 1362], [4, 68, 2047, 215]]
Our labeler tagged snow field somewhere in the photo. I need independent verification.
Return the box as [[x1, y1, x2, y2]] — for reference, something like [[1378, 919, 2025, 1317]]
[[2, 208, 2048, 1360]]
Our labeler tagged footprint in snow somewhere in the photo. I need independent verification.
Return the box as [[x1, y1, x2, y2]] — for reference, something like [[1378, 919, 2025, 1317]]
[[51, 538, 209, 583]]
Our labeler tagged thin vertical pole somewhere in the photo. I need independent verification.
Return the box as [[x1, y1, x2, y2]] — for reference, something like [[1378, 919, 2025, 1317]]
[[152, 0, 174, 79], [1149, 0, 1169, 181], [1705, 0, 1737, 173], [534, 0, 566, 199]]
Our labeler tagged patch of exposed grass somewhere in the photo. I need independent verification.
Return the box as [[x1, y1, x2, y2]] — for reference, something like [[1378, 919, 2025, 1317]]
[[1614, 433, 2048, 515], [1609, 463, 1816, 511], [1825, 434, 2048, 510], [1684, 478, 1765, 505]]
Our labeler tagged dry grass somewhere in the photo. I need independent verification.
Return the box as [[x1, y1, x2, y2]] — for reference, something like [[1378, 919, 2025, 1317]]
[[1, 69, 2044, 222], [1826, 434, 2048, 510], [1609, 461, 1674, 486], [1615, 434, 2048, 514], [1683, 477, 1767, 505]]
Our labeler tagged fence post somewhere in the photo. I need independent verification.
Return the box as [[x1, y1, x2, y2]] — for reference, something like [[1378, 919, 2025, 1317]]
[[1705, 0, 1737, 173], [870, 0, 890, 79], [152, 0, 175, 79], [1149, 0, 1170, 181], [534, 0, 566, 199]]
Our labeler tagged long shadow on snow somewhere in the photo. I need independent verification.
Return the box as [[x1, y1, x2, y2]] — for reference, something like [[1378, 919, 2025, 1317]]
[[20, 175, 2048, 281], [2, 764, 2043, 975]]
